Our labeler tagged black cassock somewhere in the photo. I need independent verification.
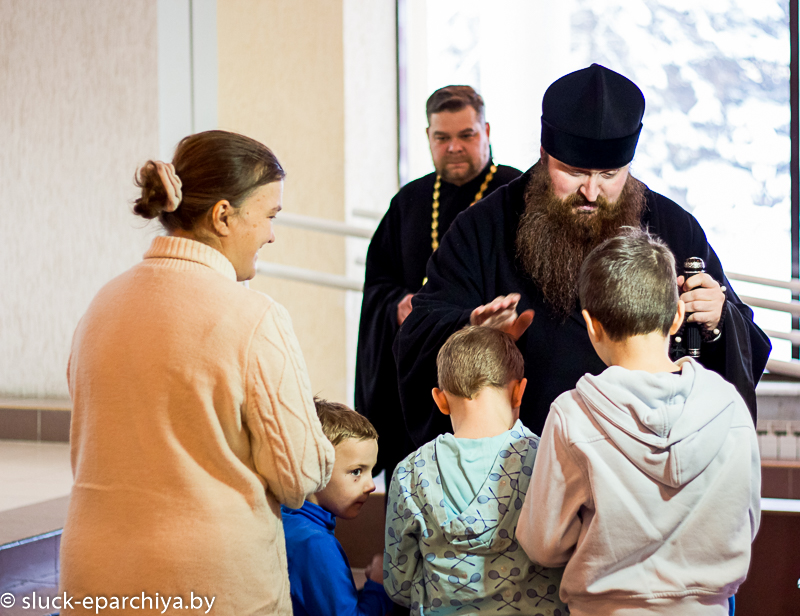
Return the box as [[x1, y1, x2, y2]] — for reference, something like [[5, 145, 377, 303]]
[[394, 165, 771, 448], [355, 161, 522, 475]]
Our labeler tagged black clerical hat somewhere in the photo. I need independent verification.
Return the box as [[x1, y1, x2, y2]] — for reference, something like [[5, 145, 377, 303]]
[[541, 64, 644, 169]]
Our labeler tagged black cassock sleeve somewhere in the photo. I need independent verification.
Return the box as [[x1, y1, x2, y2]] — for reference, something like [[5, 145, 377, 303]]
[[355, 197, 415, 474], [646, 195, 771, 421], [393, 208, 487, 448]]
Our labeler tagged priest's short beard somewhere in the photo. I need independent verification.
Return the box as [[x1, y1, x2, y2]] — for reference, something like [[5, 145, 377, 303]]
[[516, 159, 646, 320]]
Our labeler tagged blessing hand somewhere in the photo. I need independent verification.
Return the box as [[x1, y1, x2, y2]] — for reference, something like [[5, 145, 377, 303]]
[[397, 293, 414, 326], [677, 273, 725, 332], [470, 294, 535, 341]]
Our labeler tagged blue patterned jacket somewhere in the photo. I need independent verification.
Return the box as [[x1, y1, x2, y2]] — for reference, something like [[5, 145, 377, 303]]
[[383, 420, 567, 615]]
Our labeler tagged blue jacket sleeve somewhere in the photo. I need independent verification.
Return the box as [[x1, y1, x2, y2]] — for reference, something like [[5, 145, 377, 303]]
[[288, 530, 392, 616]]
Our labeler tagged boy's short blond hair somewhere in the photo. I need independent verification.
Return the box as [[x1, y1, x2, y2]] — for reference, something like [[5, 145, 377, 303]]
[[437, 326, 525, 399], [314, 397, 378, 447]]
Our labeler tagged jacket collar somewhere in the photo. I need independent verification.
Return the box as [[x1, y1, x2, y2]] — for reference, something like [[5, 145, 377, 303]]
[[144, 235, 237, 281], [283, 500, 337, 532]]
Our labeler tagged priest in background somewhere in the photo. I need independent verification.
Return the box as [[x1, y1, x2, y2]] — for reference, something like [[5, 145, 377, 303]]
[[355, 85, 522, 477], [394, 65, 770, 450]]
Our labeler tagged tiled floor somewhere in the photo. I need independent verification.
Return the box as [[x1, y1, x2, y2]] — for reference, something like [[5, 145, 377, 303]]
[[0, 441, 72, 513], [0, 441, 70, 616], [0, 532, 61, 616]]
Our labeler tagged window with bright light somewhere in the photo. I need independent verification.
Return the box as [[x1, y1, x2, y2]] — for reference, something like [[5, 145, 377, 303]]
[[401, 0, 791, 359]]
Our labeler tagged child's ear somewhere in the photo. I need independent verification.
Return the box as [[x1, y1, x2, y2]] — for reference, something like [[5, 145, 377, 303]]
[[669, 299, 686, 335], [582, 309, 602, 344], [511, 378, 527, 410], [432, 388, 451, 415]]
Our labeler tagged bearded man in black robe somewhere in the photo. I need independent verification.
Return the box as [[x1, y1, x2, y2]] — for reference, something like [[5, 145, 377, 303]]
[[394, 64, 771, 447], [356, 86, 521, 475]]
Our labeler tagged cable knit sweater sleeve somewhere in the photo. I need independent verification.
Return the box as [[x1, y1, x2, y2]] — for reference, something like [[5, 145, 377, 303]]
[[245, 300, 335, 508]]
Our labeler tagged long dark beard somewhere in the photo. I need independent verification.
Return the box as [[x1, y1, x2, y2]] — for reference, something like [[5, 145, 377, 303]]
[[515, 160, 646, 320]]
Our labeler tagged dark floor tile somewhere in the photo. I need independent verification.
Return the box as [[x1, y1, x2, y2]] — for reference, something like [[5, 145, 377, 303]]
[[737, 511, 800, 615], [40, 411, 70, 443], [0, 534, 59, 591], [2, 579, 60, 616], [0, 409, 38, 440], [54, 535, 61, 577], [762, 467, 791, 499]]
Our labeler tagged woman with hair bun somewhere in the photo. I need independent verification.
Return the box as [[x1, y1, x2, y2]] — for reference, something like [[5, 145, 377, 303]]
[[60, 130, 335, 615]]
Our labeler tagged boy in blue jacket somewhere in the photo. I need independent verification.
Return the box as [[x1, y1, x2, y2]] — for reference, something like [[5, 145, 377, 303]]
[[282, 398, 392, 616]]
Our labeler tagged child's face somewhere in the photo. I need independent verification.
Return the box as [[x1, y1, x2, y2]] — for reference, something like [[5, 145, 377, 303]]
[[314, 437, 378, 520]]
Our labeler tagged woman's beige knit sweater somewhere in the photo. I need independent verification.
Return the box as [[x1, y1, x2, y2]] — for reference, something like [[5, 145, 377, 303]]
[[60, 236, 335, 615]]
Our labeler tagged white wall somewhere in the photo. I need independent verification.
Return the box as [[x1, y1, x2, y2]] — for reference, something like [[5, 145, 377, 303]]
[[0, 0, 398, 401], [0, 0, 159, 397]]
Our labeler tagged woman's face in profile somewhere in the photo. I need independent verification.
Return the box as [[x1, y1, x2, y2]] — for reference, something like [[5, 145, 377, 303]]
[[226, 180, 283, 281]]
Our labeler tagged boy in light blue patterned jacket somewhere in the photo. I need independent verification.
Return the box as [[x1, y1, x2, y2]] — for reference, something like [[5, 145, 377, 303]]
[[384, 326, 567, 615]]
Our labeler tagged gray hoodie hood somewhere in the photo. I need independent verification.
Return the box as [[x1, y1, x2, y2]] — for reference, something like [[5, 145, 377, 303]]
[[575, 358, 734, 488]]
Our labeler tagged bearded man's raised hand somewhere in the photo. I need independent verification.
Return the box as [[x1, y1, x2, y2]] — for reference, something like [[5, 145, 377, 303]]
[[470, 294, 535, 341]]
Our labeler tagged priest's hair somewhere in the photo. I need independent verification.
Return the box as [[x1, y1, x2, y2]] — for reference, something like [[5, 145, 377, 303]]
[[437, 326, 524, 400], [426, 85, 485, 124], [315, 397, 378, 447], [578, 229, 679, 341]]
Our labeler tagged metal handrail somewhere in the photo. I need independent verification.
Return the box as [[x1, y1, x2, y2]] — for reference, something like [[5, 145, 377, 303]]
[[256, 261, 363, 292], [274, 212, 374, 239], [766, 359, 800, 379], [763, 329, 800, 346], [739, 295, 800, 318], [352, 208, 383, 221], [258, 217, 800, 378], [727, 272, 800, 294], [714, 274, 800, 377], [254, 260, 800, 378]]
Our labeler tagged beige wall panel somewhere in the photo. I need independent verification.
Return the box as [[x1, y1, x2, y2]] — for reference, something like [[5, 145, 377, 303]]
[[218, 0, 347, 401], [0, 0, 159, 397]]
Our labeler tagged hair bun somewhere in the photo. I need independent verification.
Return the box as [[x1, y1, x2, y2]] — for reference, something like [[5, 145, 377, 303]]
[[131, 131, 285, 232], [133, 160, 170, 219]]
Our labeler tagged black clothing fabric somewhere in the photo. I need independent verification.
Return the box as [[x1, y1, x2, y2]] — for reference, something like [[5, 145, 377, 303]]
[[542, 64, 644, 169], [355, 161, 522, 475], [394, 166, 771, 448]]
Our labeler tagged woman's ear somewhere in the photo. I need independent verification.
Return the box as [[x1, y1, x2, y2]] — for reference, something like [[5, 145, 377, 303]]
[[432, 388, 450, 415], [210, 199, 234, 236], [669, 299, 686, 335]]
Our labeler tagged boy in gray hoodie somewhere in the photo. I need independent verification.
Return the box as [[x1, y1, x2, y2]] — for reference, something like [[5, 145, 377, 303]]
[[517, 230, 761, 616]]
